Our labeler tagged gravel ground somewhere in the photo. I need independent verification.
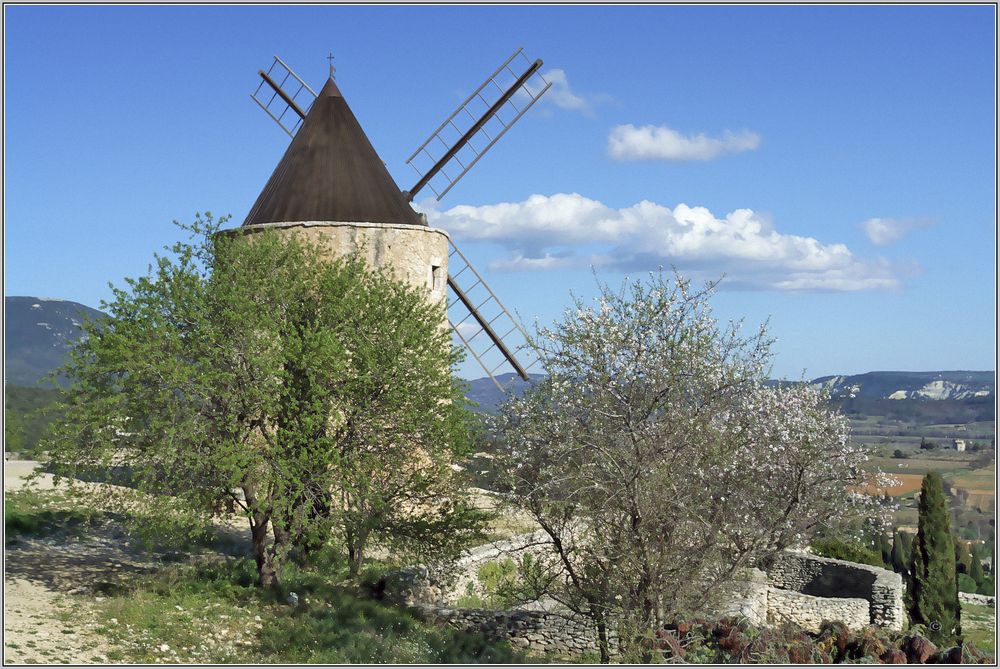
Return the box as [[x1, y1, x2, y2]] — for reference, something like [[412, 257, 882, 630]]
[[4, 460, 131, 664], [4, 573, 113, 664], [4, 460, 174, 664]]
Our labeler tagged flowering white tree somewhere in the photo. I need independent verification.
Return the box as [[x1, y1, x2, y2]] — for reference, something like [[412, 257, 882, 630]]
[[490, 272, 892, 662]]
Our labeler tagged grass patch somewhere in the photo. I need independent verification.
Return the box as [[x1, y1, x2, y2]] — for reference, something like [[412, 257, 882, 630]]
[[4, 488, 101, 539], [962, 602, 996, 654], [91, 554, 534, 664]]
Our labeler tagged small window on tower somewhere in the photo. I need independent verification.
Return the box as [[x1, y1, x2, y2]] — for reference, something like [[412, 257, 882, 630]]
[[431, 265, 443, 292]]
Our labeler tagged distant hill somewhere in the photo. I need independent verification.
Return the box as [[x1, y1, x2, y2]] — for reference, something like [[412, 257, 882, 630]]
[[464, 370, 995, 413], [4, 296, 106, 386], [4, 295, 993, 407], [462, 373, 545, 414], [806, 371, 994, 401]]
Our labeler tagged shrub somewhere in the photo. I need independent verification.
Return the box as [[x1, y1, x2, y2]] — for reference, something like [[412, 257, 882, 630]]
[[811, 536, 886, 568], [959, 573, 979, 594]]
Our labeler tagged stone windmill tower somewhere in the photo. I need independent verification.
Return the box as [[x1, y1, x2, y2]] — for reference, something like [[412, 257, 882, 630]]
[[243, 75, 450, 312], [244, 51, 551, 389]]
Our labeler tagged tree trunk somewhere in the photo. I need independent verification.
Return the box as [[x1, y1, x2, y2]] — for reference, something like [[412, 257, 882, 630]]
[[252, 519, 279, 589], [348, 543, 365, 578], [595, 615, 611, 664]]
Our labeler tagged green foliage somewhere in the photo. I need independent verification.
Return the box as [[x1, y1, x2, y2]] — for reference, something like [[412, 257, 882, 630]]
[[46, 214, 486, 588], [956, 542, 973, 575], [909, 472, 962, 645], [958, 573, 979, 594], [891, 531, 911, 574], [879, 533, 893, 566], [976, 576, 994, 597], [892, 448, 908, 459], [4, 488, 99, 539], [467, 555, 544, 609], [811, 536, 887, 568], [5, 402, 25, 454], [4, 386, 63, 457]]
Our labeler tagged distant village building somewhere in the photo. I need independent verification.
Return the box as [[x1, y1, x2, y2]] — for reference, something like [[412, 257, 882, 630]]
[[953, 439, 967, 452]]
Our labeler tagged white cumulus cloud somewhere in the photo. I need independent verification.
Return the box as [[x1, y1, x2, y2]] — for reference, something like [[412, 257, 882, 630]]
[[419, 193, 912, 292], [608, 123, 761, 161], [861, 217, 933, 246], [521, 69, 611, 116]]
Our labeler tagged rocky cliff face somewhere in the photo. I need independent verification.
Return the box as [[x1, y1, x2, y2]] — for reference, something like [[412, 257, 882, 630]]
[[809, 371, 994, 400]]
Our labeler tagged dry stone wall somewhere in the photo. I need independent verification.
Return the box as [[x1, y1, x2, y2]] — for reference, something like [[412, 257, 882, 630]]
[[960, 592, 996, 608], [766, 588, 870, 632], [765, 551, 905, 630], [416, 606, 600, 657], [704, 568, 770, 626], [380, 549, 907, 657]]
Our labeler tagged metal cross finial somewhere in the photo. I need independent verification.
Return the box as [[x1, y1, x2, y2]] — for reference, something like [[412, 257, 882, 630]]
[[327, 52, 336, 79]]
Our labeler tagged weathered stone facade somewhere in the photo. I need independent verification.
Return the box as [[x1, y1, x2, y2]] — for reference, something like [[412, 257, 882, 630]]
[[240, 220, 450, 311]]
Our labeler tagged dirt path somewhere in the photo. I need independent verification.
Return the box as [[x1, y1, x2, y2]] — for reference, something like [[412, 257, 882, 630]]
[[4, 458, 256, 664], [6, 460, 119, 663], [4, 460, 159, 664], [4, 573, 112, 664]]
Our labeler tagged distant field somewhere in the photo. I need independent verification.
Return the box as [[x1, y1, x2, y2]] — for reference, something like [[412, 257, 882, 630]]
[[947, 466, 996, 512], [865, 452, 996, 534], [950, 468, 996, 490], [857, 473, 924, 496], [866, 456, 968, 475]]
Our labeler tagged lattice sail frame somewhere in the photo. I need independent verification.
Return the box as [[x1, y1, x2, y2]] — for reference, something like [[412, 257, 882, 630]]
[[251, 56, 318, 138], [405, 48, 552, 202], [446, 241, 540, 390]]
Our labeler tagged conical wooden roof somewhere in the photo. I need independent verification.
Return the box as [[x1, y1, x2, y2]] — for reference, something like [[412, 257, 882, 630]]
[[244, 77, 422, 227]]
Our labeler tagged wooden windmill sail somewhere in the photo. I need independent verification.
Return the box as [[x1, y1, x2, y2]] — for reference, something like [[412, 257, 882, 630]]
[[249, 50, 551, 390]]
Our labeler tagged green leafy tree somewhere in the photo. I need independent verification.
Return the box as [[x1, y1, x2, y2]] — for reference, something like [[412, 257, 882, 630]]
[[908, 472, 961, 645], [4, 403, 25, 455], [47, 215, 484, 587], [957, 573, 978, 594]]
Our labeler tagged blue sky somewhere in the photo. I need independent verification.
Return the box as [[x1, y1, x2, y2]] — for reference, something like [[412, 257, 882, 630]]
[[4, 4, 996, 379]]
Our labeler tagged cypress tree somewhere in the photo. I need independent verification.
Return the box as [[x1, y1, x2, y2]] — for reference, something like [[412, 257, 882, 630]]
[[880, 533, 893, 567], [969, 549, 985, 586], [891, 531, 908, 574], [955, 542, 971, 575], [909, 472, 961, 645]]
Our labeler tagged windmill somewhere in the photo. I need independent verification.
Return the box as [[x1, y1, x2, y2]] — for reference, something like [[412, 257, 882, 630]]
[[246, 49, 552, 391]]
